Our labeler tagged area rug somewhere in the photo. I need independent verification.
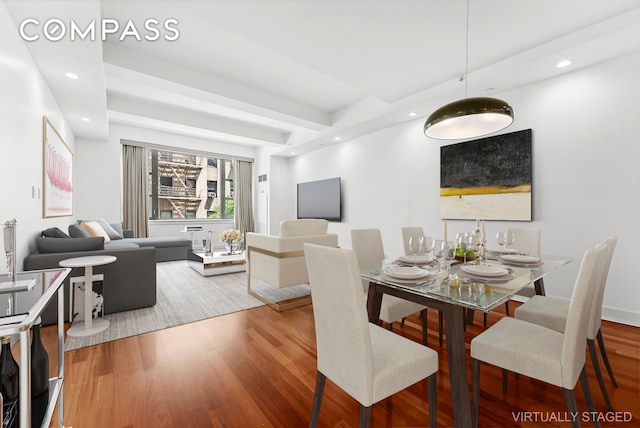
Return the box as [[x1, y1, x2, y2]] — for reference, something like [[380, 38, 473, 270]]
[[64, 260, 310, 351]]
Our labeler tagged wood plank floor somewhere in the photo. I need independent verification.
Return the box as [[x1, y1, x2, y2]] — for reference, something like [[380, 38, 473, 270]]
[[41, 301, 639, 428]]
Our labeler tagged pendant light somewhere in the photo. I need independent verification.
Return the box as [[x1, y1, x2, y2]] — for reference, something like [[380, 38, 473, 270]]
[[424, 0, 513, 140]]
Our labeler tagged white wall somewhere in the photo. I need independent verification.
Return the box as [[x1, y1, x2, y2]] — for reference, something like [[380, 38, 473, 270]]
[[0, 3, 77, 268], [284, 51, 640, 326]]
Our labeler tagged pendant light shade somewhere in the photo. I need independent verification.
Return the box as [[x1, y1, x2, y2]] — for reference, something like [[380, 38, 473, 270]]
[[423, 96, 514, 140]]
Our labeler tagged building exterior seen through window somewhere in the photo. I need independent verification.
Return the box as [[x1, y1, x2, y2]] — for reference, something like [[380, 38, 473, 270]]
[[148, 149, 235, 220]]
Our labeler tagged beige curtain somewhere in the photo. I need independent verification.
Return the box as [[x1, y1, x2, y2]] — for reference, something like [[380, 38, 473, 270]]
[[234, 160, 255, 248], [122, 144, 149, 238]]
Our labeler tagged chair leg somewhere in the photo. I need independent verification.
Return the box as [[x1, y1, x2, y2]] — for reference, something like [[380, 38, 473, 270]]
[[579, 366, 602, 428], [505, 301, 510, 317], [309, 371, 326, 428], [562, 388, 581, 428], [588, 339, 614, 411], [428, 373, 437, 428], [401, 317, 406, 328], [420, 309, 428, 346], [358, 404, 372, 428], [596, 329, 618, 387], [483, 311, 487, 327], [386, 322, 393, 331], [472, 359, 480, 428], [502, 369, 508, 394], [438, 310, 444, 347]]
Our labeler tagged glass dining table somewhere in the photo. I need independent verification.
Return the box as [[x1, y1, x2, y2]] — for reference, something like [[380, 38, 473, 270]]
[[361, 254, 572, 428]]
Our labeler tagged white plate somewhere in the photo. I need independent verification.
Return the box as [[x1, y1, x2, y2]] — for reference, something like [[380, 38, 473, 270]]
[[485, 247, 519, 255], [460, 265, 509, 277], [383, 266, 429, 279], [399, 255, 429, 264], [500, 254, 540, 264]]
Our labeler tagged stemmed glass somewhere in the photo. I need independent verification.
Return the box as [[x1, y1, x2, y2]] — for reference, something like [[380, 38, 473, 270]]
[[504, 231, 515, 250], [432, 239, 445, 276], [408, 236, 424, 264], [443, 240, 456, 279], [496, 232, 506, 249]]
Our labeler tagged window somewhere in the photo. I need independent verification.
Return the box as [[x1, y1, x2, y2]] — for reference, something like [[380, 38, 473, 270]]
[[148, 149, 235, 220]]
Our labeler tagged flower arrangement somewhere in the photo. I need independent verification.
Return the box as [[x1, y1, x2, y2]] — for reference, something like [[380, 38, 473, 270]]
[[219, 229, 243, 244]]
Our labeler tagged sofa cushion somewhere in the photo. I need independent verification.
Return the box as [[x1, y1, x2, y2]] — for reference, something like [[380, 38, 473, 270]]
[[280, 219, 329, 236], [80, 221, 112, 243], [126, 236, 192, 248], [42, 227, 70, 238], [36, 237, 104, 253], [110, 222, 125, 239], [69, 223, 91, 238], [105, 240, 140, 250], [78, 218, 122, 240]]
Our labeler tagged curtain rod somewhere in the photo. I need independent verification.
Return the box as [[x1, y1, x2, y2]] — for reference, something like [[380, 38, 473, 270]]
[[120, 139, 254, 163]]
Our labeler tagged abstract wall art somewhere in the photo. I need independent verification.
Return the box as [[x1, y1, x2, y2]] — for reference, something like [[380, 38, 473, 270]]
[[440, 129, 532, 221], [43, 117, 73, 217]]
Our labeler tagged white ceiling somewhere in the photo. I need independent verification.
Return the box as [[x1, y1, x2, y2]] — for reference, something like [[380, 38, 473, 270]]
[[5, 0, 640, 157]]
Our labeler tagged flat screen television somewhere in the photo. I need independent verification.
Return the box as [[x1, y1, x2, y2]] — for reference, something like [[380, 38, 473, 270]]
[[297, 177, 342, 222]]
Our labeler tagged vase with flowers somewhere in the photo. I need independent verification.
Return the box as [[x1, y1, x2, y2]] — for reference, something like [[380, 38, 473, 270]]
[[219, 229, 243, 255]]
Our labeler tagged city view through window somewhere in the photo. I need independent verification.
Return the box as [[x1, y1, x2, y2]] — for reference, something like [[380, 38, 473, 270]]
[[148, 149, 235, 220]]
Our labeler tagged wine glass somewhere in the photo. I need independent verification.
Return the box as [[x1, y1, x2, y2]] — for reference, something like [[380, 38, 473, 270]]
[[496, 232, 506, 249], [422, 236, 433, 261], [504, 231, 515, 251], [408, 236, 423, 264], [432, 239, 445, 276], [443, 240, 456, 279]]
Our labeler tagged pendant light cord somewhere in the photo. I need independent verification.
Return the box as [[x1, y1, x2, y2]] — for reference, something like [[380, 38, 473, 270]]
[[464, 0, 470, 98]]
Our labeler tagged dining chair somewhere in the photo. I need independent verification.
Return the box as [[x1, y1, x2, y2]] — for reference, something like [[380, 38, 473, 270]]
[[304, 243, 438, 428], [487, 227, 541, 326], [401, 226, 444, 346], [514, 236, 618, 411], [351, 229, 429, 345], [471, 240, 608, 428]]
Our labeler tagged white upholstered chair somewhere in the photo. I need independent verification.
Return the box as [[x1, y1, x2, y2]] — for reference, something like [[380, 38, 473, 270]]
[[492, 227, 541, 325], [245, 219, 338, 311], [352, 229, 429, 345], [401, 226, 445, 346], [471, 240, 608, 428], [304, 243, 438, 428], [514, 236, 618, 411]]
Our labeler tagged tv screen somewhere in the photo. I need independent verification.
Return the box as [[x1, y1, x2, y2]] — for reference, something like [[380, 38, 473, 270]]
[[297, 177, 342, 222]]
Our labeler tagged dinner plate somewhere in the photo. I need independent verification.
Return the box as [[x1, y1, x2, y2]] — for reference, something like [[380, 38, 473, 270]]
[[399, 255, 429, 264], [459, 265, 509, 277], [500, 254, 540, 264], [383, 266, 429, 279], [485, 247, 519, 255]]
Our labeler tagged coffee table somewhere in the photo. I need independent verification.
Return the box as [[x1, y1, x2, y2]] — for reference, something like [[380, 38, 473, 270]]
[[188, 251, 246, 276]]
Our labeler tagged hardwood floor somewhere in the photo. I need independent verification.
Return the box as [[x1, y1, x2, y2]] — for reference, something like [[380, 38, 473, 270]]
[[41, 302, 639, 428]]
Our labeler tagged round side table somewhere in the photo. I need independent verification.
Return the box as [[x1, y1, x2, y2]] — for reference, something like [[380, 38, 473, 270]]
[[59, 255, 116, 337]]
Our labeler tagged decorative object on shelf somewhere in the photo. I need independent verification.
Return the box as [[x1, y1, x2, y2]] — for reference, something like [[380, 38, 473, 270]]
[[440, 129, 532, 221], [424, 0, 513, 140], [43, 117, 73, 218], [3, 219, 16, 283], [219, 229, 243, 255], [0, 335, 19, 428], [30, 318, 49, 427]]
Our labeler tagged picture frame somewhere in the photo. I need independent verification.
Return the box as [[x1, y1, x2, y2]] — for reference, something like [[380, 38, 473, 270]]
[[43, 116, 73, 217], [440, 128, 532, 221]]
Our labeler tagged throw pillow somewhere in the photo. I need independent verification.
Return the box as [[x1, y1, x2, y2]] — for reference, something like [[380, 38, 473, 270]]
[[68, 223, 91, 238], [80, 221, 112, 243], [41, 227, 70, 238], [36, 237, 104, 253], [77, 218, 122, 240]]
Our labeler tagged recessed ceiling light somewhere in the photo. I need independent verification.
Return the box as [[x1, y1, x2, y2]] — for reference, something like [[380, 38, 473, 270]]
[[65, 72, 79, 80], [408, 112, 417, 117], [556, 60, 572, 69], [334, 137, 341, 141], [81, 117, 91, 122]]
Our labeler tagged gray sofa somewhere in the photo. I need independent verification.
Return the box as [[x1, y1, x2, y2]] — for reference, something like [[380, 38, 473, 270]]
[[23, 220, 192, 325]]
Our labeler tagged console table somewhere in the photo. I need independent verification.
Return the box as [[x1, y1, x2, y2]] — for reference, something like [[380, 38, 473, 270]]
[[188, 251, 246, 276]]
